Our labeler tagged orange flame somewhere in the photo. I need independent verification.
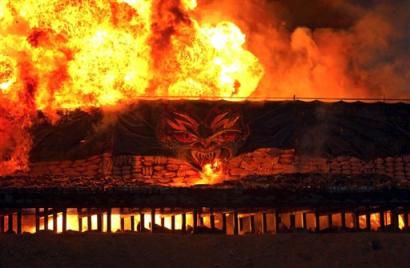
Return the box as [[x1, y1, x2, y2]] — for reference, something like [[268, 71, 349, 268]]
[[0, 0, 263, 109], [195, 159, 223, 185]]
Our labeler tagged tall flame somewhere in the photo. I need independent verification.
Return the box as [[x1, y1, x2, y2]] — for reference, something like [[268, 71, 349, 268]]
[[0, 0, 263, 110]]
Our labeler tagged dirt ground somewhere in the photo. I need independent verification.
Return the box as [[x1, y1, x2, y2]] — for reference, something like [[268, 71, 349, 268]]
[[0, 233, 410, 268]]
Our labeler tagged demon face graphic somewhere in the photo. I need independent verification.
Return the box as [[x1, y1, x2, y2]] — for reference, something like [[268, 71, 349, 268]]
[[157, 110, 249, 170]]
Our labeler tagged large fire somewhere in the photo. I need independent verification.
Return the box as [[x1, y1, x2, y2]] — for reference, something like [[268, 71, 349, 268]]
[[0, 0, 408, 175], [0, 0, 263, 109], [0, 0, 264, 173]]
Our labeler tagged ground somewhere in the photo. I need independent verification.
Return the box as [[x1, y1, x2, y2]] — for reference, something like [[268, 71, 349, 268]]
[[0, 233, 410, 267]]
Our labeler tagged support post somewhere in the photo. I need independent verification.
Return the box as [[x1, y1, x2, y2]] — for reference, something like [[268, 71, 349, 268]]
[[210, 208, 215, 230], [366, 212, 371, 231], [97, 213, 103, 232], [62, 209, 67, 233], [77, 208, 83, 233], [181, 213, 186, 233], [138, 212, 144, 232], [239, 217, 244, 232], [290, 214, 296, 230], [315, 211, 320, 232], [17, 209, 22, 235], [151, 208, 156, 233], [341, 212, 346, 229], [171, 215, 175, 231], [130, 215, 135, 232], [392, 210, 399, 231], [262, 213, 268, 233], [222, 213, 227, 234], [0, 215, 4, 233], [44, 208, 49, 231], [193, 209, 198, 233], [302, 213, 307, 230], [328, 214, 333, 229], [87, 209, 92, 231], [53, 210, 58, 233], [404, 212, 409, 229], [35, 208, 40, 232], [250, 215, 255, 233], [107, 208, 112, 233], [379, 211, 385, 231], [161, 217, 165, 228], [233, 210, 239, 235], [120, 217, 125, 232], [275, 211, 281, 233], [197, 208, 203, 227], [8, 213, 13, 233], [353, 212, 359, 231]]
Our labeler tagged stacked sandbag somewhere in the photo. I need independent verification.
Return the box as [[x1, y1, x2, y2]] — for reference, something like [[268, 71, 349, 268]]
[[329, 157, 364, 175], [22, 149, 410, 186], [404, 156, 410, 179], [393, 157, 405, 180], [226, 148, 297, 178], [29, 155, 102, 177], [109, 155, 200, 186], [296, 156, 328, 173]]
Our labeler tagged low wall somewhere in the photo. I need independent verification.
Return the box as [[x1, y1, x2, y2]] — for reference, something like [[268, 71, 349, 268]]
[[25, 148, 410, 186]]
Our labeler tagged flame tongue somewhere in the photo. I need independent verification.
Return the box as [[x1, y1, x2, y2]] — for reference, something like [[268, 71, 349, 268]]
[[195, 159, 223, 185], [0, 56, 16, 92]]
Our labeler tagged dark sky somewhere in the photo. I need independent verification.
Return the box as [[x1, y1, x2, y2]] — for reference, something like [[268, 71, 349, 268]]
[[270, 0, 410, 74], [269, 0, 409, 29]]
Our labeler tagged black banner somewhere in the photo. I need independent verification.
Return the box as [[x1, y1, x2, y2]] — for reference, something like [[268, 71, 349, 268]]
[[31, 101, 410, 168]]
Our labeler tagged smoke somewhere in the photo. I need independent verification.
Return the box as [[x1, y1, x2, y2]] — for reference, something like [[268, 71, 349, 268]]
[[197, 0, 410, 99], [148, 0, 195, 95]]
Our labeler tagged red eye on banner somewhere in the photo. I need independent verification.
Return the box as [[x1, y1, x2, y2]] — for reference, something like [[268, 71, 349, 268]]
[[221, 132, 239, 142], [173, 132, 197, 143]]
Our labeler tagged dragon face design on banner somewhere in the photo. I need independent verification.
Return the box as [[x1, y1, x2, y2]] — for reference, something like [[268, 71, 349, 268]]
[[157, 110, 249, 170]]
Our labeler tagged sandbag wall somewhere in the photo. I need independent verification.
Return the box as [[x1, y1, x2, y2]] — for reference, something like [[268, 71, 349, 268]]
[[25, 148, 410, 186]]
